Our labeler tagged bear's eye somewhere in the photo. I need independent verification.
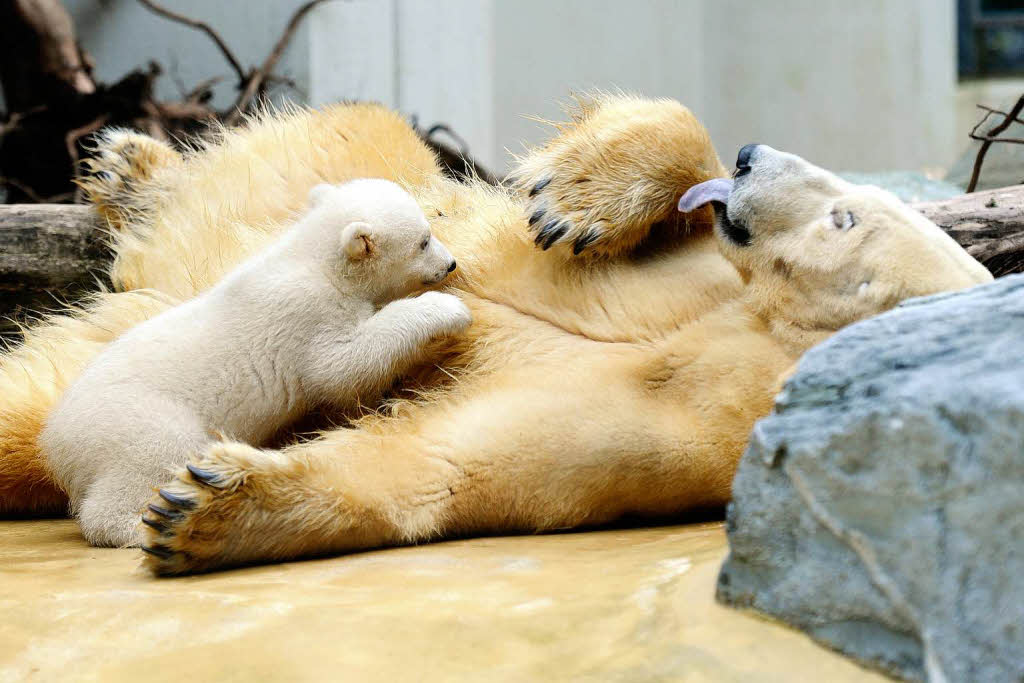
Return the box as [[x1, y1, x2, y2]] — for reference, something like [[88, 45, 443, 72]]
[[420, 238, 430, 250], [831, 208, 857, 230]]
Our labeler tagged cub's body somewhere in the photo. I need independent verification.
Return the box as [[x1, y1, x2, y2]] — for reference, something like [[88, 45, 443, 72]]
[[40, 179, 468, 546]]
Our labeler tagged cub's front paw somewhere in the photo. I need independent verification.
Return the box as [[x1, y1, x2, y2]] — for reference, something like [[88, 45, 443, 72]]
[[417, 291, 473, 337], [139, 441, 287, 575]]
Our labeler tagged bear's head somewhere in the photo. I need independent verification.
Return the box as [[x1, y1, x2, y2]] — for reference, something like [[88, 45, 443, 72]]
[[306, 179, 457, 302], [679, 145, 992, 345]]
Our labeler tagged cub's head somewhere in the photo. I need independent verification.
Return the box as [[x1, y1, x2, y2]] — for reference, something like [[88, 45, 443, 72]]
[[679, 145, 992, 343], [307, 179, 457, 301]]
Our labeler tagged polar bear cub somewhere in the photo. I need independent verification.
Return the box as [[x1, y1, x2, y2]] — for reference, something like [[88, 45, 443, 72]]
[[40, 179, 471, 547]]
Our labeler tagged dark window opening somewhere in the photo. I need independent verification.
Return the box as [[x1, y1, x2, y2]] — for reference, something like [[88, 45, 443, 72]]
[[959, 0, 1024, 78]]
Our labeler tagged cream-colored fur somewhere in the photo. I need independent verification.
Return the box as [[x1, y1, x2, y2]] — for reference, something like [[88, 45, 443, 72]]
[[0, 96, 989, 575], [38, 179, 468, 546]]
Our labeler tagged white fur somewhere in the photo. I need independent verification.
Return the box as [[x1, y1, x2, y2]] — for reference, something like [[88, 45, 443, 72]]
[[39, 179, 471, 547]]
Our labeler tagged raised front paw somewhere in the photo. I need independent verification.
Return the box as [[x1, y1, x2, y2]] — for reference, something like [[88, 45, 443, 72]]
[[416, 291, 473, 337], [512, 94, 726, 258], [516, 166, 610, 256], [139, 441, 288, 575]]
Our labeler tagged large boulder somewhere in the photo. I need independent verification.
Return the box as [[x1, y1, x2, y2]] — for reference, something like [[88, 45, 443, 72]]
[[717, 274, 1024, 682]]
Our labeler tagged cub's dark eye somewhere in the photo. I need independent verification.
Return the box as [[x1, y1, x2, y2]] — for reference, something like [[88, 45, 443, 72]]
[[831, 208, 857, 230], [420, 238, 430, 250]]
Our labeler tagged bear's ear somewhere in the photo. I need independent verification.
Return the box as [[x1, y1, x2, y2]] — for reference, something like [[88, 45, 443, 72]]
[[341, 221, 375, 260], [308, 183, 336, 208]]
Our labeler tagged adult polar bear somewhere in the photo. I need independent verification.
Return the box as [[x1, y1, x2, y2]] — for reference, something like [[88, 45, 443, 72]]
[[0, 95, 989, 574]]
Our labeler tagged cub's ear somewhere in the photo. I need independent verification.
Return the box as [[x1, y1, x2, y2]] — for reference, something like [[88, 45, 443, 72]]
[[308, 183, 336, 208], [341, 221, 376, 260]]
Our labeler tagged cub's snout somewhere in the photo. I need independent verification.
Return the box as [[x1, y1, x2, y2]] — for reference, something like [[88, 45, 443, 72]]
[[423, 237, 457, 285]]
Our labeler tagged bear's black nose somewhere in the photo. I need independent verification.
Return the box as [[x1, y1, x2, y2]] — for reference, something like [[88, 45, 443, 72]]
[[447, 261, 457, 273], [736, 144, 760, 177]]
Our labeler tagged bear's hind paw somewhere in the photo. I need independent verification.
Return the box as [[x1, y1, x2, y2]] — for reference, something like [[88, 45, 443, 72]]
[[139, 441, 271, 576]]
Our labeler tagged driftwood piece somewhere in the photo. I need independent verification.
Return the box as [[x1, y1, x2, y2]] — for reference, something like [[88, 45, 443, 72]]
[[0, 187, 1023, 339], [0, 204, 108, 339], [915, 185, 1024, 277]]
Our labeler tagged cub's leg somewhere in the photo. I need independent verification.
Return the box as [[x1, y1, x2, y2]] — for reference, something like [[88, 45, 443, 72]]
[[78, 129, 183, 231], [139, 339, 726, 575], [0, 291, 176, 514], [43, 388, 210, 547], [513, 93, 728, 257]]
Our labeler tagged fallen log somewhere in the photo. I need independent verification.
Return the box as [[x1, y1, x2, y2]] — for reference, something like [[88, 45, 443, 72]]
[[0, 204, 109, 339], [914, 185, 1024, 277], [0, 186, 1022, 340]]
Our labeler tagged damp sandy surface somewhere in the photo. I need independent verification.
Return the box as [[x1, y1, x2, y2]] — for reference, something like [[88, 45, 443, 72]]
[[0, 520, 884, 682]]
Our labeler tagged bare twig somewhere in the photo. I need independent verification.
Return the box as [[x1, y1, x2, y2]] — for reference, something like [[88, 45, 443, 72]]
[[63, 114, 110, 181], [970, 134, 1024, 145], [137, 0, 247, 86], [967, 94, 1024, 193], [0, 106, 47, 138], [224, 0, 331, 125], [185, 75, 222, 104], [975, 104, 1024, 128]]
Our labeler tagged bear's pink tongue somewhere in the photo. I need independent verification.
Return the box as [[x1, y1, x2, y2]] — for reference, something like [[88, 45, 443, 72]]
[[677, 178, 734, 213]]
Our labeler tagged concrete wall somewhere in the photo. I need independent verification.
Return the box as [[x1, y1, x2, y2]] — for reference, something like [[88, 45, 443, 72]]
[[56, 0, 958, 175], [704, 0, 956, 173]]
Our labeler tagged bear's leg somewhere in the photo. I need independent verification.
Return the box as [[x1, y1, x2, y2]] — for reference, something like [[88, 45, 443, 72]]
[[0, 291, 176, 514], [139, 352, 728, 575], [77, 129, 183, 231], [512, 93, 728, 258]]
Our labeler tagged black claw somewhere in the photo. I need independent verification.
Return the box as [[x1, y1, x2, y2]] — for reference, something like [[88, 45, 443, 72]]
[[529, 177, 552, 197], [573, 229, 601, 255], [141, 545, 174, 560], [94, 170, 115, 182], [528, 209, 546, 227], [542, 223, 570, 250], [147, 504, 184, 521], [141, 517, 168, 533], [535, 219, 558, 245], [187, 463, 224, 487], [158, 488, 195, 509]]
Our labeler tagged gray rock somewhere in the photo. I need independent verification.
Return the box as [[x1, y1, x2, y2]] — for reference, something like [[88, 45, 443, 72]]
[[717, 274, 1024, 682], [839, 171, 964, 203]]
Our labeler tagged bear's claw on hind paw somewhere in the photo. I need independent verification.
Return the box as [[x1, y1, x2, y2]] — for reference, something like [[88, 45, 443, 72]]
[[157, 488, 195, 509], [185, 463, 226, 487], [140, 544, 174, 560], [139, 441, 274, 576]]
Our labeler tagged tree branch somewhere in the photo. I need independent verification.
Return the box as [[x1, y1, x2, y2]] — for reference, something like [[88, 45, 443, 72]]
[[224, 0, 331, 125], [966, 94, 1024, 193], [136, 0, 248, 87]]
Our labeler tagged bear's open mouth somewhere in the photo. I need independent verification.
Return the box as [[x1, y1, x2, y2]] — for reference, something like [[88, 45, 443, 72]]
[[677, 178, 751, 246]]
